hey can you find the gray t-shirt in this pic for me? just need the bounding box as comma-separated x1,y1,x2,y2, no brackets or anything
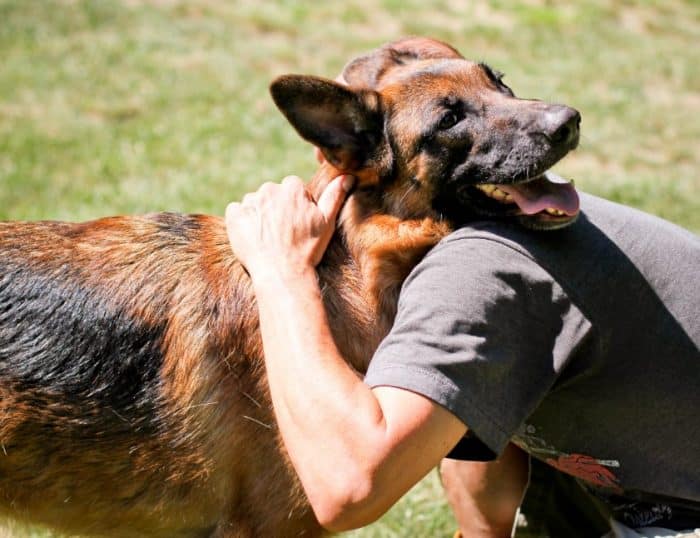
364,193,700,525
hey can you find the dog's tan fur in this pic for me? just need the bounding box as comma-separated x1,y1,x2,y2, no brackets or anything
0,37,579,537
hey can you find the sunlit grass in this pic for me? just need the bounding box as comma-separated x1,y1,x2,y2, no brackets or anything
0,1,698,536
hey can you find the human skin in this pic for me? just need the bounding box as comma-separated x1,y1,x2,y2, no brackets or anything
225,175,467,531
441,444,529,537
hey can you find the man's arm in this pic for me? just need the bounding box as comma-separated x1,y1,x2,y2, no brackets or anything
253,266,466,530
226,176,466,531
441,444,529,538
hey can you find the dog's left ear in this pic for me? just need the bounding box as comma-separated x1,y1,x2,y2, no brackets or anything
270,75,383,172
341,37,463,89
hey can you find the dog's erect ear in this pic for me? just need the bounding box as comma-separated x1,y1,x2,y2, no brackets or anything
341,37,463,89
270,75,382,171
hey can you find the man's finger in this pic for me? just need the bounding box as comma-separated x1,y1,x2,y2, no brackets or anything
241,192,259,207
225,202,241,222
282,175,304,187
317,175,355,223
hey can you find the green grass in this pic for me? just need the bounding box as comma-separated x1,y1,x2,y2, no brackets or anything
0,1,698,536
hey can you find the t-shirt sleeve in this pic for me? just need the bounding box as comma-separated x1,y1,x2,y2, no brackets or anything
364,232,592,456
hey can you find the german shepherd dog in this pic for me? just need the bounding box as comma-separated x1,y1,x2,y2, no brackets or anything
0,38,580,537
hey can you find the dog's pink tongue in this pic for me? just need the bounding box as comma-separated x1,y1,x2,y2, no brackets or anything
499,172,580,216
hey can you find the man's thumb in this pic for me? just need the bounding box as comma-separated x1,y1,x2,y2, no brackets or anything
317,175,355,222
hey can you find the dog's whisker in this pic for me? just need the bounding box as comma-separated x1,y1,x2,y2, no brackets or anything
396,182,416,208
221,350,237,374
319,281,330,300
110,408,130,424
242,415,272,429
241,391,262,408
183,402,219,410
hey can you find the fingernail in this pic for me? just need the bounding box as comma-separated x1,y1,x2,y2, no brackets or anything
341,175,355,192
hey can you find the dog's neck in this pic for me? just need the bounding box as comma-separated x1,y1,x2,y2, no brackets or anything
305,163,381,373
308,163,450,374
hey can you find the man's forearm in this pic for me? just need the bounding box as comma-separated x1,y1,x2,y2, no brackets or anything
251,268,389,528
226,178,467,531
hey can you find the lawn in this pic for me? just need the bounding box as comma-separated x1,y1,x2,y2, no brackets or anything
0,1,698,536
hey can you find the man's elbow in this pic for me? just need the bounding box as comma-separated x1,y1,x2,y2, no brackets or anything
309,475,390,532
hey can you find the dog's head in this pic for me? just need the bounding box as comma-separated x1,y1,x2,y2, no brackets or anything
271,37,580,231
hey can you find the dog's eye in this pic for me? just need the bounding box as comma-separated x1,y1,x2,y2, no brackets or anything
438,111,460,130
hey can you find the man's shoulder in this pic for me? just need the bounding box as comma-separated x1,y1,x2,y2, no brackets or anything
430,191,698,274
417,224,540,280
402,219,562,312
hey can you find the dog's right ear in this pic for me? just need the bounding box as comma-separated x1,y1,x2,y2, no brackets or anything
270,75,382,172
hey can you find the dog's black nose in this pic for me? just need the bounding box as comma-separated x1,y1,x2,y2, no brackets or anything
541,105,581,146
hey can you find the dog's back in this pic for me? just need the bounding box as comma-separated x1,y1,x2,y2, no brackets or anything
0,216,324,537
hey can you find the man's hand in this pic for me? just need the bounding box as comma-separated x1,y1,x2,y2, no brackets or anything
225,174,354,282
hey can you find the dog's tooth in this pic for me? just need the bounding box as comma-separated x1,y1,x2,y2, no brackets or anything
544,208,565,216
476,184,517,204
491,187,507,201
477,184,495,194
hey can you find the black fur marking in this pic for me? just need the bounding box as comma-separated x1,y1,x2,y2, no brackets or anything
149,212,202,243
478,62,514,97
478,62,504,83
0,259,165,434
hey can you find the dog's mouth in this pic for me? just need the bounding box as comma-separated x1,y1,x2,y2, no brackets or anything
470,172,579,230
